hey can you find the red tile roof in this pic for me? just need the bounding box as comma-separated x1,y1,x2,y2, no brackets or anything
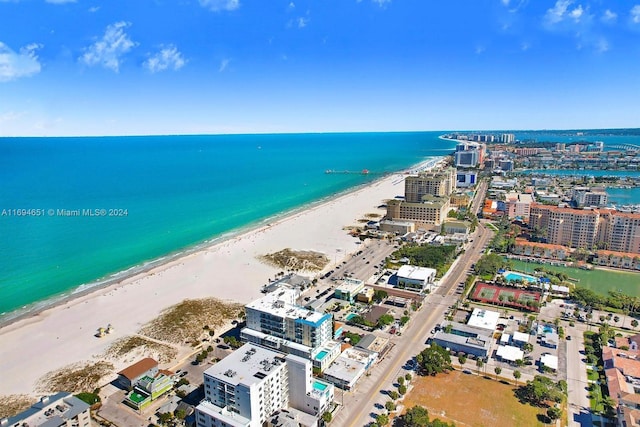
117,357,158,380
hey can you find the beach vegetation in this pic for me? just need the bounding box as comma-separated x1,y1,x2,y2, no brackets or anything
0,395,38,419
37,361,114,394
259,248,329,272
105,335,178,364
139,298,243,345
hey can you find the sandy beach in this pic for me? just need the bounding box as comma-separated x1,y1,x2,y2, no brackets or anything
0,170,415,397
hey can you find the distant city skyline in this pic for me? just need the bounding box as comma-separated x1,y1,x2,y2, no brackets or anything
1,0,640,136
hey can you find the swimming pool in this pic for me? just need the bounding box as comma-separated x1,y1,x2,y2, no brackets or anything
543,325,554,334
346,313,357,321
313,381,328,391
503,271,538,284
315,350,329,361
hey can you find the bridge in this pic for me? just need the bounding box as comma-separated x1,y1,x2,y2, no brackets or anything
608,144,640,151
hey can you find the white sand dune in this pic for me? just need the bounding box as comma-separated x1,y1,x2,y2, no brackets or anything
0,172,410,396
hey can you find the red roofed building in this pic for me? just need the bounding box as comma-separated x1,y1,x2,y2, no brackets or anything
117,357,158,390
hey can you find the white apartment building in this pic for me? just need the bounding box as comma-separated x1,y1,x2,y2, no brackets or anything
196,344,334,427
1,393,92,427
241,288,340,370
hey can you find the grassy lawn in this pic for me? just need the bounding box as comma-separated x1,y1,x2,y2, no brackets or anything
401,370,545,427
508,259,640,297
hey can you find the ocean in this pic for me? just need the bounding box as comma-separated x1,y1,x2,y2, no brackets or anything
0,132,455,318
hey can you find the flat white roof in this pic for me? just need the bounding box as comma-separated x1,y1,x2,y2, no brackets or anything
541,354,558,370
496,345,524,362
500,333,511,344
397,265,436,282
467,308,500,331
336,278,364,293
203,343,286,387
513,331,530,343
246,288,326,324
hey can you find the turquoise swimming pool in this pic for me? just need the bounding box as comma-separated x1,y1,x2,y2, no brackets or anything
313,381,328,391
346,313,357,321
315,350,329,360
503,271,538,284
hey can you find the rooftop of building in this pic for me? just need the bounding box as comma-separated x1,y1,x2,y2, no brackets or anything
467,308,500,331
432,322,492,351
596,249,640,259
117,357,158,380
514,238,572,252
397,265,436,281
247,288,328,326
203,343,287,387
497,345,524,362
336,278,365,293
3,392,90,427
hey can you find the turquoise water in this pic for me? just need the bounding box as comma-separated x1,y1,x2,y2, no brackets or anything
315,350,329,361
503,271,538,283
543,325,554,334
313,381,328,391
346,313,357,321
0,132,455,319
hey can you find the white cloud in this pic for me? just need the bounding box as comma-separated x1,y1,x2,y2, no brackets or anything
501,0,510,5
219,58,230,72
631,5,640,24
544,0,573,25
88,6,100,12
521,42,530,51
199,0,240,12
288,2,295,9
596,38,609,53
46,0,76,3
144,45,185,73
0,42,42,82
372,0,391,7
81,21,136,72
297,17,308,28
601,9,617,23
475,45,486,54
569,5,583,21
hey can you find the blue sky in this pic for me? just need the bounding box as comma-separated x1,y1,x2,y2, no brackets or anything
1,0,639,136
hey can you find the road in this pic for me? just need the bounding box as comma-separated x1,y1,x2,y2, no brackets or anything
566,321,593,427
333,222,494,426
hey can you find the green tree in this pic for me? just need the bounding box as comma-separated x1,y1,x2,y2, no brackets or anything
321,411,332,423
403,406,430,427
494,366,502,381
519,375,565,406
373,290,388,302
157,413,173,425
547,406,562,422
175,409,187,420
398,376,405,386
377,314,395,328
476,359,484,375
474,253,506,276
385,401,396,412
376,413,389,426
389,390,399,400
632,319,639,329
458,354,467,365
405,373,412,381
513,370,521,385
416,344,452,376
398,384,407,395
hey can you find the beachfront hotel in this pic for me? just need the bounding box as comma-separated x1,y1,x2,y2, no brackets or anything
385,196,450,227
404,167,457,201
241,288,341,371
195,343,334,427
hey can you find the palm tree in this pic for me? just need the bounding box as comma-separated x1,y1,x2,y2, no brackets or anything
631,319,638,330
476,359,484,375
494,366,502,381
513,370,521,385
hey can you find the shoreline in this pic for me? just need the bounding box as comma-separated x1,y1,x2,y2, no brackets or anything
0,158,436,395
0,156,438,330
